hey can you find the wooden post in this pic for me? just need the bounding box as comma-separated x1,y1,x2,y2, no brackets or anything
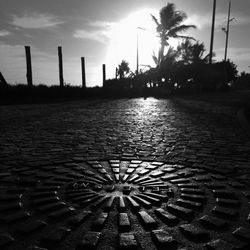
25,46,33,87
58,46,64,87
209,0,216,64
0,72,8,86
81,57,86,88
102,64,106,86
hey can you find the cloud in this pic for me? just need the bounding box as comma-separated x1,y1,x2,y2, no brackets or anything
73,20,114,43
216,47,250,61
0,30,10,37
186,12,250,30
11,13,64,29
73,29,109,43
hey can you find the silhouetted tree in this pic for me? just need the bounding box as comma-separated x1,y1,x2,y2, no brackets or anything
151,3,196,66
177,40,209,65
117,60,130,79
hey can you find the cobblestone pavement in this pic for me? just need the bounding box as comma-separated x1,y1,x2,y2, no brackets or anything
0,98,250,250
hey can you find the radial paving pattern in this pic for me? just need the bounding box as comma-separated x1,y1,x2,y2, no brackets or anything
0,159,250,250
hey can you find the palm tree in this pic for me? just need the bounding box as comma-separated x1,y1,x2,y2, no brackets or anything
152,3,196,65
177,40,210,65
117,60,130,79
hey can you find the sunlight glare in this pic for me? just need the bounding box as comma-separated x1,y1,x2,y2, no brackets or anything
106,9,160,78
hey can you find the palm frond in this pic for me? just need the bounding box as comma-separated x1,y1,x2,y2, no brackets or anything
168,25,196,37
151,14,160,26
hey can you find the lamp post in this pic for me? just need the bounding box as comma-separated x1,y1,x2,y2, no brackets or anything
209,0,217,64
222,1,235,61
136,27,147,75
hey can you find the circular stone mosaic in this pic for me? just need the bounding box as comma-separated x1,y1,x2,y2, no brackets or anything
0,160,250,250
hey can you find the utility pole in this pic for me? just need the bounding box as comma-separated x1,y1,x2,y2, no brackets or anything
81,57,86,88
25,46,33,87
209,0,217,64
102,64,106,86
58,46,64,87
224,0,232,61
136,32,139,75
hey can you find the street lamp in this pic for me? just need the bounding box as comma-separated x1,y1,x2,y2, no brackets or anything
222,0,235,61
136,27,146,75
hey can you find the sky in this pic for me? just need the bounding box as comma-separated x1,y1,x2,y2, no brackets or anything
0,0,250,87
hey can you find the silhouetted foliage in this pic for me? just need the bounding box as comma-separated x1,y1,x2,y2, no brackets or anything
117,60,130,79
233,72,250,90
151,3,196,66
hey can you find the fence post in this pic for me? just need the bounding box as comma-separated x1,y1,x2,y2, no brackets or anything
81,57,86,88
102,64,106,86
0,72,8,86
58,46,64,87
25,46,33,87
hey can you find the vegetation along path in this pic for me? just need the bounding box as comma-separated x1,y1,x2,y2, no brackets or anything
0,98,250,250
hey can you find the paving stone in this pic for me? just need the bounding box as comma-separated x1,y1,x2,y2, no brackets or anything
137,211,157,229
0,194,22,202
199,215,228,230
138,169,150,175
131,160,142,164
162,167,176,173
123,185,132,195
126,197,140,212
118,197,126,212
105,185,115,192
40,226,71,247
77,232,101,250
27,246,48,250
33,196,60,206
119,213,131,232
115,174,120,182
155,208,179,226
161,174,179,181
150,171,165,178
212,206,238,219
146,165,159,170
32,191,58,198
48,206,75,220
204,239,234,250
92,212,108,231
122,174,130,182
205,184,226,189
143,192,168,201
91,196,109,210
128,174,139,183
0,234,15,247
119,233,138,249
233,227,250,241
16,220,47,234
151,229,178,249
134,176,150,184
132,195,152,209
1,211,31,223
179,224,210,242
103,197,115,211
112,168,120,174
167,204,195,220
37,202,66,212
126,168,135,174
180,194,207,202
67,211,91,226
170,178,190,184
176,199,203,210
216,198,241,207
0,202,23,212
212,190,236,199
180,188,205,195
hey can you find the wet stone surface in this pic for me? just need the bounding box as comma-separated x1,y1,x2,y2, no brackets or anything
0,98,250,249
0,159,250,249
